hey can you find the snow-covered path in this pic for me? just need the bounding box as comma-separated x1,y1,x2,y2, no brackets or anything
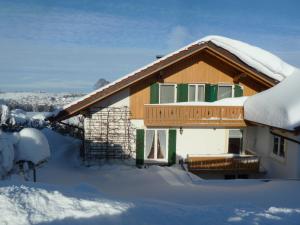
1,128,300,225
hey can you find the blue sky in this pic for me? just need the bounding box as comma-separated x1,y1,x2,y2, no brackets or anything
0,0,300,92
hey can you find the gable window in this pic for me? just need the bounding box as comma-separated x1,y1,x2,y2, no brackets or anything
218,85,233,100
272,135,285,158
159,84,176,103
188,84,205,102
145,129,168,161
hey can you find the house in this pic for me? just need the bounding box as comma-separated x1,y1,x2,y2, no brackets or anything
243,68,300,179
49,35,296,178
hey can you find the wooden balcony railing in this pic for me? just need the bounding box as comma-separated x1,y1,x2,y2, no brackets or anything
144,104,246,127
187,155,260,174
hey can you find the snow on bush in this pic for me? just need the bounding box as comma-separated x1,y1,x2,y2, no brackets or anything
1,105,9,124
16,128,50,164
0,131,15,177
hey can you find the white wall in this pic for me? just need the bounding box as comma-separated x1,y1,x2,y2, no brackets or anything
176,128,228,160
90,88,129,109
244,126,300,179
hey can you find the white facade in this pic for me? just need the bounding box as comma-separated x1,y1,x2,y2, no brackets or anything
244,126,300,179
176,128,229,160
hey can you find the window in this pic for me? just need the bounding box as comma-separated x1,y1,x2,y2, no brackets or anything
218,85,233,100
272,135,285,158
188,84,205,102
159,84,176,103
145,130,168,161
228,129,243,154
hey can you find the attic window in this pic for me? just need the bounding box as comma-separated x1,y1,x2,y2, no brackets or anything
218,85,233,100
159,84,176,103
188,84,205,102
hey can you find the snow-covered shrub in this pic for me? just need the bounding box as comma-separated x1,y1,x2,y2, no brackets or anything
1,105,10,124
16,128,50,164
0,131,15,177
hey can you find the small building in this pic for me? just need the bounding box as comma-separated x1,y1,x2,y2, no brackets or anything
244,68,300,179
49,35,295,179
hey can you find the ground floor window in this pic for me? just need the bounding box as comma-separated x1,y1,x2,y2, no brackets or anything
145,129,168,161
272,135,285,158
228,129,243,154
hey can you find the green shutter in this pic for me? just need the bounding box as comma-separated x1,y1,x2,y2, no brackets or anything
136,129,144,166
177,84,188,102
168,129,177,165
205,84,218,102
150,83,159,104
234,84,243,97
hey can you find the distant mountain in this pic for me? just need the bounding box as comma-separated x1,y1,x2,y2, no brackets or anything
93,78,110,90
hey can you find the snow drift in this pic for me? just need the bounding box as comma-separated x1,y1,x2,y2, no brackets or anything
245,69,300,130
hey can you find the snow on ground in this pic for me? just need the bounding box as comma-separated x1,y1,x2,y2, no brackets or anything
0,92,84,112
245,69,300,130
0,128,299,224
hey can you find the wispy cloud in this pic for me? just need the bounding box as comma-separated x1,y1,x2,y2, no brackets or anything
167,25,192,50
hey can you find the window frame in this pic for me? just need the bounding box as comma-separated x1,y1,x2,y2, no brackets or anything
144,129,169,162
271,135,286,161
159,83,177,104
217,84,234,100
188,84,206,102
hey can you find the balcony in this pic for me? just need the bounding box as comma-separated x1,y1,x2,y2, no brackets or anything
144,104,246,127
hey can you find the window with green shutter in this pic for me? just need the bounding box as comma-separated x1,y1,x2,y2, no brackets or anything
234,84,244,97
136,129,144,166
150,83,159,104
168,129,177,165
177,84,188,102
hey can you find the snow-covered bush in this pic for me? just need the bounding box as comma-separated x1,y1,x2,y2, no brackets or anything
16,128,50,164
0,128,51,179
1,105,9,125
0,131,15,177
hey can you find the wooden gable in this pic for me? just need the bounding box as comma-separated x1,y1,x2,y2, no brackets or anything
130,50,269,119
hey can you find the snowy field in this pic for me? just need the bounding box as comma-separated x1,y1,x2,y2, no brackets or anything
0,92,84,111
1,128,300,225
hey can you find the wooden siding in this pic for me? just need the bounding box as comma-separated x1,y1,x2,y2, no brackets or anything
144,105,246,128
130,51,267,119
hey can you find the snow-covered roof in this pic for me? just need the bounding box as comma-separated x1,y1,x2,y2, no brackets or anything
244,69,300,131
149,97,247,107
201,36,295,81
50,35,296,121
